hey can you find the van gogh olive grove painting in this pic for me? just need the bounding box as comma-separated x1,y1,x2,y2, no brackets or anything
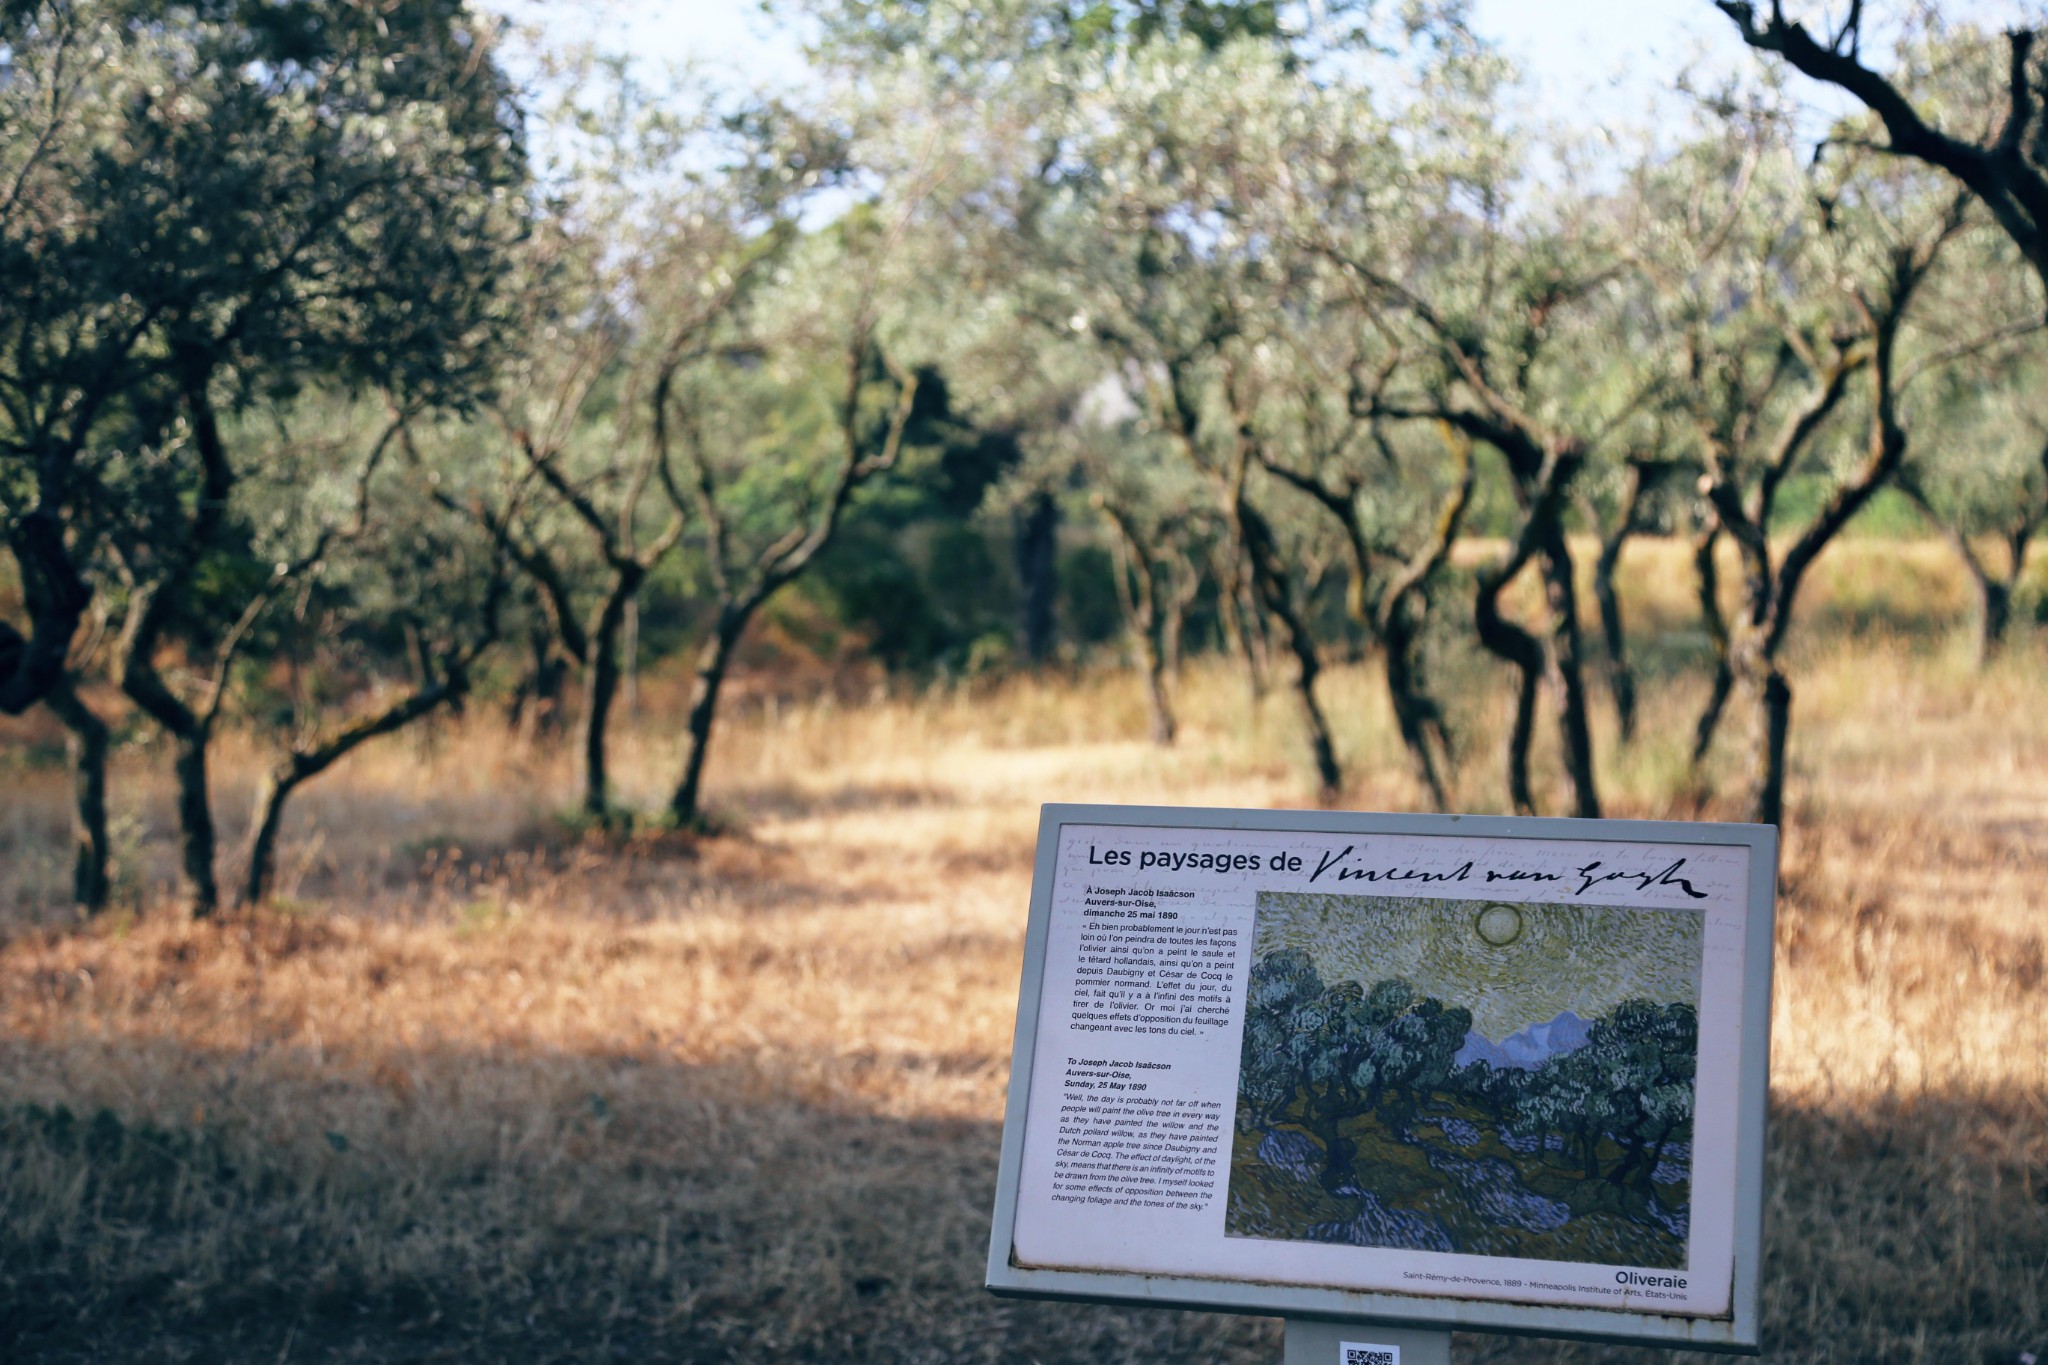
1227,893,1703,1268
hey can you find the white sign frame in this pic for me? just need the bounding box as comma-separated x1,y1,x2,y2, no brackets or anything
985,805,1776,1354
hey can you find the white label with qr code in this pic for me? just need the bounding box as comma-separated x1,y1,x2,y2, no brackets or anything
1340,1345,1398,1365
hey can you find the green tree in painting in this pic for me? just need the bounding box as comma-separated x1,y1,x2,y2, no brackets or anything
1239,949,1472,1191
1239,947,1325,1129
1459,1058,1531,1131
1514,1000,1696,1189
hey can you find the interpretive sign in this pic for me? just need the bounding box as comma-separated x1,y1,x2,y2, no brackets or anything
986,805,1775,1353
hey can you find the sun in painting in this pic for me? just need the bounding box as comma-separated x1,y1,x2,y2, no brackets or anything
1474,902,1524,947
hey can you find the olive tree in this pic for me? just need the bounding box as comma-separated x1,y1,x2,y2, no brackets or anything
1658,108,2029,824
1056,426,1213,745
1238,949,1472,1190
1716,3,2048,302
805,1,1474,797
657,202,930,829
1005,41,1374,797
238,401,513,907
1,0,527,914
1248,328,1478,810
459,60,799,823
1898,388,2048,664
1285,94,1653,818
1892,260,2048,664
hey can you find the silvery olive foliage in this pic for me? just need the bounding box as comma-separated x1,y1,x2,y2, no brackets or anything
14,0,2048,919
0,0,528,910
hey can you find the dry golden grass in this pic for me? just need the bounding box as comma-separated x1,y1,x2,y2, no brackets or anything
1,536,2044,1363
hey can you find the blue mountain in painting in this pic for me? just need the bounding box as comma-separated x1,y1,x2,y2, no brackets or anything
1454,1009,1592,1071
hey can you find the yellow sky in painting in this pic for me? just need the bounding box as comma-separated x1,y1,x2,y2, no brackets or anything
1254,892,1703,1041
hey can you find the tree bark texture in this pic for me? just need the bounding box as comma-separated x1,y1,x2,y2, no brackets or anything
579,567,646,820
1474,564,1544,817
1745,663,1793,830
1014,491,1059,667
1240,504,1342,800
1104,506,1177,746
669,607,749,829
1536,526,1601,819
1690,525,1734,769
122,640,225,917
1590,465,1650,746
172,730,220,916
1381,599,1452,810
44,677,111,912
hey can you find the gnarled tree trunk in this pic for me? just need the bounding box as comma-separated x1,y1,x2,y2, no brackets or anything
1690,522,1735,770
1752,667,1793,830
1103,505,1178,746
579,566,647,821
171,730,220,916
122,617,228,918
1372,436,1474,812
1474,564,1544,817
1015,491,1059,668
1240,503,1341,801
1537,525,1601,819
1731,637,1793,830
1588,462,1654,746
1212,539,1270,703
44,676,111,913
117,380,239,917
669,606,749,830
243,676,470,907
1382,598,1452,810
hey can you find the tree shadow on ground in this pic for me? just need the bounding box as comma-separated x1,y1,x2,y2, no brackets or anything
0,1035,1274,1365
3,1030,2042,1364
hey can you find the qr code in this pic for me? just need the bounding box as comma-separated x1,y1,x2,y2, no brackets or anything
1341,1347,1396,1365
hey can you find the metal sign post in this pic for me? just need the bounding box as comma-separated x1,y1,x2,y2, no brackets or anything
1284,1318,1451,1365
987,804,1776,1356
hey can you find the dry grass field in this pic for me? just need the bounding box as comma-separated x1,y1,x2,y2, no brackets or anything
1,538,2045,1363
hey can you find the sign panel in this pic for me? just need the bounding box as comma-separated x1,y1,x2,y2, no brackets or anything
987,806,1775,1353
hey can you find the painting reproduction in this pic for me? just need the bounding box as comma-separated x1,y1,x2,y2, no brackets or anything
1227,892,1704,1268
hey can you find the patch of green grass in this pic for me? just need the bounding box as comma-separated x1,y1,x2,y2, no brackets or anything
455,898,511,935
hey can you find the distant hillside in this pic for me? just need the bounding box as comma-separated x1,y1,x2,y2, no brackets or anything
1454,1009,1592,1071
